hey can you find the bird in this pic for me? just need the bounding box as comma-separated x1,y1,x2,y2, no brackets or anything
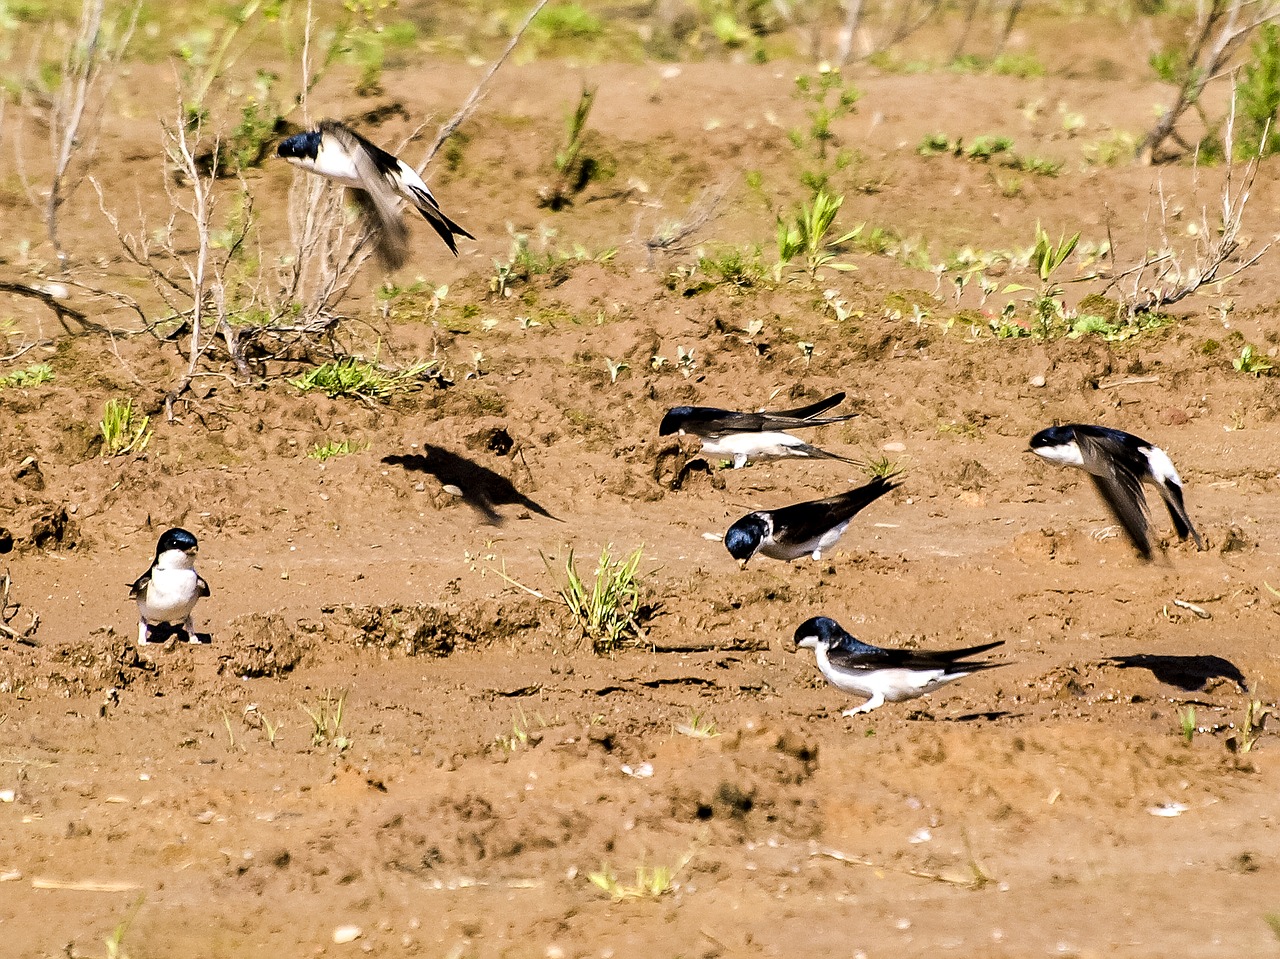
277,119,474,269
793,616,1005,715
660,391,857,469
724,475,898,567
128,528,210,646
1028,424,1204,559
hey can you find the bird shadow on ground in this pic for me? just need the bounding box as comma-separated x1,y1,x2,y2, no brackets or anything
1106,653,1248,692
383,446,560,526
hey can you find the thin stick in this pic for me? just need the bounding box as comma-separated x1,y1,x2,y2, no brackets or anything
418,0,550,171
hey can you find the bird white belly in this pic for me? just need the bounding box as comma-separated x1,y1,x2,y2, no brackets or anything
759,519,850,561
815,647,952,700
307,143,364,187
138,568,200,624
702,431,807,461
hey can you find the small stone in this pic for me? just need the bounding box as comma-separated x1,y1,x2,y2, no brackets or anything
195,809,216,824
0,789,15,803
883,441,906,453
333,925,362,944
1029,374,1046,388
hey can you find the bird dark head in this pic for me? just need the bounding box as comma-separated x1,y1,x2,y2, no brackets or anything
658,407,694,436
724,514,768,565
156,527,199,556
1028,424,1074,452
793,616,845,649
277,129,321,161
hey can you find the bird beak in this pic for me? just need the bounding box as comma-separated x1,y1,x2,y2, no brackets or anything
737,558,749,570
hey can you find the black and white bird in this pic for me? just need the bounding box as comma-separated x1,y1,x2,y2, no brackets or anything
128,528,210,646
724,475,898,567
793,616,1005,715
1028,424,1204,559
277,120,474,269
660,391,857,469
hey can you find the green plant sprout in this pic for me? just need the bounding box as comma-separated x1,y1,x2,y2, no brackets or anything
100,398,152,457
307,439,363,461
557,545,648,654
788,66,860,192
1003,224,1080,338
1233,344,1273,375
541,85,598,210
290,357,438,401
589,855,690,901
1227,694,1269,756
1179,706,1197,744
675,710,719,738
0,363,54,389
301,689,351,752
775,190,861,281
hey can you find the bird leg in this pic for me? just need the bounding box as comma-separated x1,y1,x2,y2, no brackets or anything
137,620,151,646
842,694,885,716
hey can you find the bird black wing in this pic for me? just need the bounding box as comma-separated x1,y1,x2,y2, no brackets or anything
1075,431,1153,557
663,396,855,439
320,121,411,269
770,476,899,544
197,574,211,598
826,638,1004,672
128,567,151,599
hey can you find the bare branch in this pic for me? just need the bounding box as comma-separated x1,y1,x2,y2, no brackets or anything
419,0,550,171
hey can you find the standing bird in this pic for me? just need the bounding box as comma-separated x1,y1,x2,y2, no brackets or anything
660,391,857,469
129,528,210,646
277,120,474,269
793,616,1005,715
724,475,898,567
1028,424,1204,559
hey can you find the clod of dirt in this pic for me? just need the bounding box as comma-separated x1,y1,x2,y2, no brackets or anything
329,603,458,657
0,527,13,554
13,457,44,491
219,613,310,678
27,507,78,552
49,630,158,695
653,441,726,492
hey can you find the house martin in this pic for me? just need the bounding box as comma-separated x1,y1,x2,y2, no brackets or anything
659,391,857,469
128,527,210,646
724,475,898,567
277,120,474,269
793,616,1005,715
1028,424,1204,559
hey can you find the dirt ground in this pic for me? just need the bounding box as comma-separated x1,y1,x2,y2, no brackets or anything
3,5,1280,958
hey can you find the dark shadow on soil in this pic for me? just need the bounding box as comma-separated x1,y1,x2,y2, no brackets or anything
1106,654,1248,692
383,446,560,525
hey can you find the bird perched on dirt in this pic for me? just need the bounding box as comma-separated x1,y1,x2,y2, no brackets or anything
724,475,898,567
1028,424,1204,559
660,391,857,469
793,616,1005,715
277,120,474,269
129,527,210,646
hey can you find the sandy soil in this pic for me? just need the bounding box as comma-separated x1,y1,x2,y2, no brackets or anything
2,7,1280,958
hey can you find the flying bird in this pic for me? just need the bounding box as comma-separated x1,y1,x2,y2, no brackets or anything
793,616,1005,715
659,391,858,469
724,475,898,567
277,120,474,269
128,527,210,646
1028,424,1204,559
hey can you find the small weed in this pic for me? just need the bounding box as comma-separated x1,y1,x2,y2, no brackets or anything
1237,22,1280,157
589,856,688,901
1179,705,1197,744
556,546,650,654
1226,694,1269,756
301,689,351,752
1265,913,1280,942
100,398,152,457
698,246,764,290
1233,344,1273,375
0,363,54,389
788,65,860,192
676,710,719,738
861,455,902,480
540,86,599,210
966,134,1014,160
103,895,145,959
605,358,628,383
775,189,861,282
307,439,364,462
290,357,438,401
